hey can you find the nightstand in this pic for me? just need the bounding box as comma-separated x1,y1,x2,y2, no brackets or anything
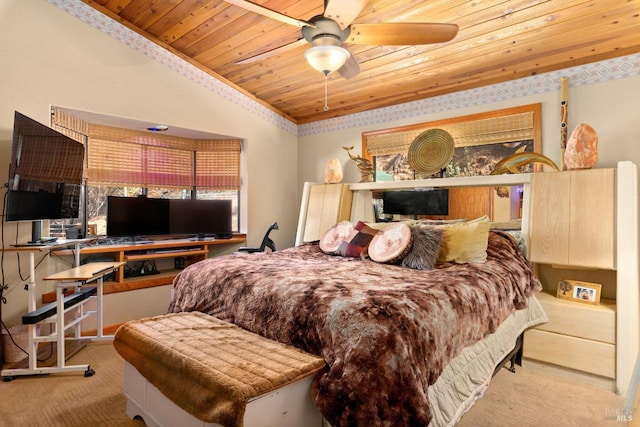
524,291,616,378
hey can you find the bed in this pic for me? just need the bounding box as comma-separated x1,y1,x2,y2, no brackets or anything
168,217,546,426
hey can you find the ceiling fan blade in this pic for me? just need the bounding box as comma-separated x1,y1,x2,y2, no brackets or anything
338,51,360,79
236,38,308,64
323,0,369,29
223,0,315,28
348,23,459,45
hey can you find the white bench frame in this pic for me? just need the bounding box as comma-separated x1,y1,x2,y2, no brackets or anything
123,361,323,427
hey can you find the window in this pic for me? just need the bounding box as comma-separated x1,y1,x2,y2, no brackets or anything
49,109,241,238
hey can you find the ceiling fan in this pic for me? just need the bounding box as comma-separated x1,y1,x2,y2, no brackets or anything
225,0,458,110
227,0,459,76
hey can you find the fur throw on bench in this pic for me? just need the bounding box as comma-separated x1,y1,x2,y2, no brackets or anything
113,312,325,427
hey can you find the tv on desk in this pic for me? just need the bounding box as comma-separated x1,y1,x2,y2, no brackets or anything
169,199,232,239
106,196,170,238
106,197,232,240
7,190,63,221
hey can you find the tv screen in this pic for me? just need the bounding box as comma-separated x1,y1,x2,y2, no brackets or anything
382,189,449,216
6,111,85,222
107,196,170,237
169,199,232,238
6,190,63,221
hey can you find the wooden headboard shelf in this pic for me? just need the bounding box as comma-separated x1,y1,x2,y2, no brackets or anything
297,174,533,247
348,172,531,191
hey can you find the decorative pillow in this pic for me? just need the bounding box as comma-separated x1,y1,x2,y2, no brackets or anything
401,225,444,270
435,216,491,263
368,222,413,264
319,221,354,254
468,215,490,223
336,221,379,258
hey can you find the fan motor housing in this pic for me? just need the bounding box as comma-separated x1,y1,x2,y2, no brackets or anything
302,16,351,43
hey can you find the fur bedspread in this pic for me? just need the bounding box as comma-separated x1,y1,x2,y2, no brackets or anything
169,231,541,426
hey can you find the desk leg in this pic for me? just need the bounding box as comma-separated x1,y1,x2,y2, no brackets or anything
73,243,81,267
27,252,37,371
56,286,65,369
97,276,104,339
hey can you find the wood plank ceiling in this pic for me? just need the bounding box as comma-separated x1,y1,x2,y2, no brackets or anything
82,0,640,125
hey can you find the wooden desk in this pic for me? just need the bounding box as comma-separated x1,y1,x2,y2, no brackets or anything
51,235,246,294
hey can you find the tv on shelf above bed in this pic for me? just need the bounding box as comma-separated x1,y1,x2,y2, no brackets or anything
380,189,449,216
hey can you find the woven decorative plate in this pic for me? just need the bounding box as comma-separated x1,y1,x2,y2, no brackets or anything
407,129,455,175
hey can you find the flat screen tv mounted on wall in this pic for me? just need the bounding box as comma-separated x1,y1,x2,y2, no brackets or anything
5,111,85,245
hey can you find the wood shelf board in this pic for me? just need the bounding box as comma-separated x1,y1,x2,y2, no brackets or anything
5,238,95,253
536,290,616,312
53,235,246,255
125,249,208,261
349,173,532,191
103,272,178,294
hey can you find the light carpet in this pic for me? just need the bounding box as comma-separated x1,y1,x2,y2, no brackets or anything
0,341,632,426
458,365,629,427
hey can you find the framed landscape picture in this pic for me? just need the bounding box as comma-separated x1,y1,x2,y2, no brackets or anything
363,104,542,182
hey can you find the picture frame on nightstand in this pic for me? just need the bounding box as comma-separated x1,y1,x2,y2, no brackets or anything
556,279,602,305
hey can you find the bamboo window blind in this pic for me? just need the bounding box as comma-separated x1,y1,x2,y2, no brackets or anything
195,140,241,189
366,111,535,156
51,108,241,190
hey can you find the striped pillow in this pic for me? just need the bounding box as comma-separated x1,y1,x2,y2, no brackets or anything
336,221,379,258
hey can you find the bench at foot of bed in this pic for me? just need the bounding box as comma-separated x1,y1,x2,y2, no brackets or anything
113,312,326,427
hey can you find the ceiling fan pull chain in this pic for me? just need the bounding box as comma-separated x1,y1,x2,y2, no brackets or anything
324,74,329,111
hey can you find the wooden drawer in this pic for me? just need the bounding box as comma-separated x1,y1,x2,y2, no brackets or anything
524,329,615,378
535,291,616,344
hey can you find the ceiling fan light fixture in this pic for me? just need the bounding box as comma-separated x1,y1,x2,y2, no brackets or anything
304,44,350,75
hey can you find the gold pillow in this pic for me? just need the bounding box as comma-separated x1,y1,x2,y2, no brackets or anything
435,216,491,263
